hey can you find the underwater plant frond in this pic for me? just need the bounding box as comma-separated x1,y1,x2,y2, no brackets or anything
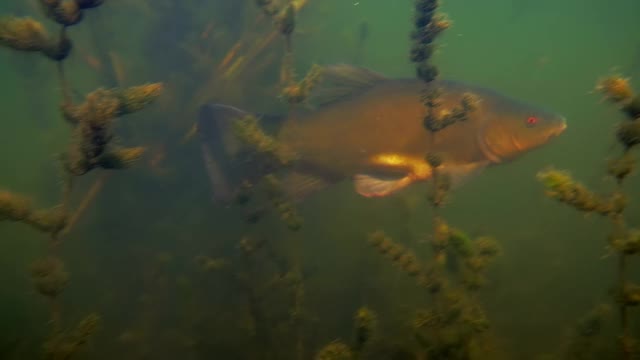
314,340,353,360
368,230,423,277
0,16,49,52
43,312,101,360
0,190,68,235
537,168,624,216
233,115,298,166
30,257,69,298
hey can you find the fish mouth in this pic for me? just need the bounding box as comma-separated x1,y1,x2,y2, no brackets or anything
549,116,567,138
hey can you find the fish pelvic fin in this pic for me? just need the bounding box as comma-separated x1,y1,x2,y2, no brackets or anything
197,103,285,204
310,64,389,107
355,153,431,198
354,174,415,198
353,161,489,199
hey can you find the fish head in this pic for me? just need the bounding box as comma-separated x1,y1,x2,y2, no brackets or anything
479,97,567,163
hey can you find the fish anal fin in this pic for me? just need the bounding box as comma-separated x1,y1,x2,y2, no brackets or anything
310,64,388,107
283,172,332,202
440,162,488,188
354,174,414,198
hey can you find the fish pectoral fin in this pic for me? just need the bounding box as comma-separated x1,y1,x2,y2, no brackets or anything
354,174,413,198
283,171,332,202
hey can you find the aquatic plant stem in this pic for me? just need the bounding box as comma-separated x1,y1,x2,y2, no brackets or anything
612,179,631,359
48,24,70,338
49,297,62,333
62,173,110,237
614,214,632,360
619,252,631,359
291,236,305,360
57,62,70,103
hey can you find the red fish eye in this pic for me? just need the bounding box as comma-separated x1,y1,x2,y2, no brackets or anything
526,116,538,125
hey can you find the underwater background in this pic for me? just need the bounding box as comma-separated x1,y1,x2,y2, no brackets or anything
1,0,640,359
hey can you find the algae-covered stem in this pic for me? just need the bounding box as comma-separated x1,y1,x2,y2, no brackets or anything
56,29,72,106
410,0,448,272
618,248,630,358
538,75,640,359
592,76,640,359
250,2,319,357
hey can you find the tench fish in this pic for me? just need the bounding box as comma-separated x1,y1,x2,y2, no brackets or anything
197,65,566,203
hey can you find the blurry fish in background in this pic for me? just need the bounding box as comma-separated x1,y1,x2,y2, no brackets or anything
353,21,369,66
196,65,566,204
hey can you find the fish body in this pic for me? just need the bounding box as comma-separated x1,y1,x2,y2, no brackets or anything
198,65,566,202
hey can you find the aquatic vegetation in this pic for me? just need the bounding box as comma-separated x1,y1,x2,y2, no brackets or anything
0,191,68,236
422,91,481,133
277,3,296,44
253,0,323,105
361,2,502,358
564,304,614,360
538,75,640,359
233,115,298,166
536,169,625,216
281,61,324,105
314,340,353,360
231,232,311,359
409,0,480,134
367,227,500,359
597,76,634,103
0,17,52,52
597,75,640,123
410,0,450,83
2,0,632,359
194,255,229,272
255,0,281,18
226,113,305,229
62,84,162,176
0,1,162,358
353,307,377,355
368,231,423,278
30,257,69,299
43,313,101,360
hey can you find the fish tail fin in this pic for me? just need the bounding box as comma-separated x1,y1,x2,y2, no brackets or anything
197,103,284,204
198,103,250,157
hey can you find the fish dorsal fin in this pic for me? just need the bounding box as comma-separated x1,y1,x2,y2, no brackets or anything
310,64,389,107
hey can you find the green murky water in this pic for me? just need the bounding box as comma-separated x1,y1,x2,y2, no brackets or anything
1,1,639,359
